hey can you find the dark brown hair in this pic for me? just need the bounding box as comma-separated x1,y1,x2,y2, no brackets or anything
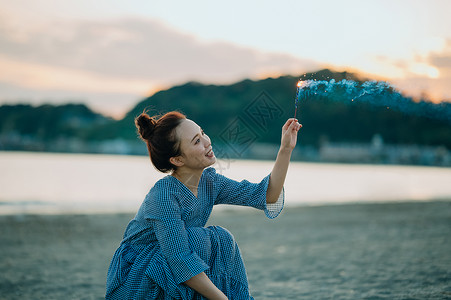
135,111,186,173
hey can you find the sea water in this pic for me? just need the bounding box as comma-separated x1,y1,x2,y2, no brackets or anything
1,151,451,215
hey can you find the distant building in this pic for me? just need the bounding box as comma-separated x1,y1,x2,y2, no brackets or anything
319,134,451,166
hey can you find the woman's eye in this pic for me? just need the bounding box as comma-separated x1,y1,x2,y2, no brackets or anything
195,139,200,144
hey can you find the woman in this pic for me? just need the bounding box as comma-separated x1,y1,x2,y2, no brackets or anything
106,111,301,299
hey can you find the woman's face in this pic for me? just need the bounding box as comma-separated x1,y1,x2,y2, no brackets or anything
174,119,216,170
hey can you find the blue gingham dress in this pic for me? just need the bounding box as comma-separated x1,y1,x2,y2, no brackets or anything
106,167,284,299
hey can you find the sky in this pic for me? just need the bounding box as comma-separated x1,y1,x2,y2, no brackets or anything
0,0,450,118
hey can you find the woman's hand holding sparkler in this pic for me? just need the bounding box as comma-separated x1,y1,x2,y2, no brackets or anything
281,118,302,151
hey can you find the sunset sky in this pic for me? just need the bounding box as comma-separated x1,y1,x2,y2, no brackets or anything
0,0,450,118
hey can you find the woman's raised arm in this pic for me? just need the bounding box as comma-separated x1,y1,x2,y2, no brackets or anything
266,118,301,204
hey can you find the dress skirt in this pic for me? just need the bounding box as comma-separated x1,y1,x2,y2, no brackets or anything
106,225,253,300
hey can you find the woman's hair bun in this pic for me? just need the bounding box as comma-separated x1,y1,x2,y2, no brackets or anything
135,112,157,140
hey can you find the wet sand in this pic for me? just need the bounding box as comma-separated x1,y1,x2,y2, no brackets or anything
1,201,450,299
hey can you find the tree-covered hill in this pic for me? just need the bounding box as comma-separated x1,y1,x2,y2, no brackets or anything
1,69,450,153
93,69,451,149
0,103,110,141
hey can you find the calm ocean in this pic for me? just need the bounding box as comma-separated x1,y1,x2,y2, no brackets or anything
1,151,451,215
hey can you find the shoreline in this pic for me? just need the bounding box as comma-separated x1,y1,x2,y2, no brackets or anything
0,197,451,218
1,197,451,216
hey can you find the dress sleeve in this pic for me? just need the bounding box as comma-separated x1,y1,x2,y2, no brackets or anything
212,169,284,219
142,184,209,284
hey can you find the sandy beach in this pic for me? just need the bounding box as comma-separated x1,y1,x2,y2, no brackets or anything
1,201,450,299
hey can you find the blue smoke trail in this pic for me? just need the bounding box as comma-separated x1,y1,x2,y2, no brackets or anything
294,79,451,125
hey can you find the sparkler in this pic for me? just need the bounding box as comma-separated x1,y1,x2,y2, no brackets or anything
294,80,303,119
293,78,392,119
290,77,450,125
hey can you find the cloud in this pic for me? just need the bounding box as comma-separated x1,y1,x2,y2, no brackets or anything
373,39,451,102
0,81,139,119
0,16,320,116
428,39,451,73
0,17,319,85
0,54,156,93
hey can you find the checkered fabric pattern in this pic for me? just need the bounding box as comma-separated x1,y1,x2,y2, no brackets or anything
106,167,284,299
